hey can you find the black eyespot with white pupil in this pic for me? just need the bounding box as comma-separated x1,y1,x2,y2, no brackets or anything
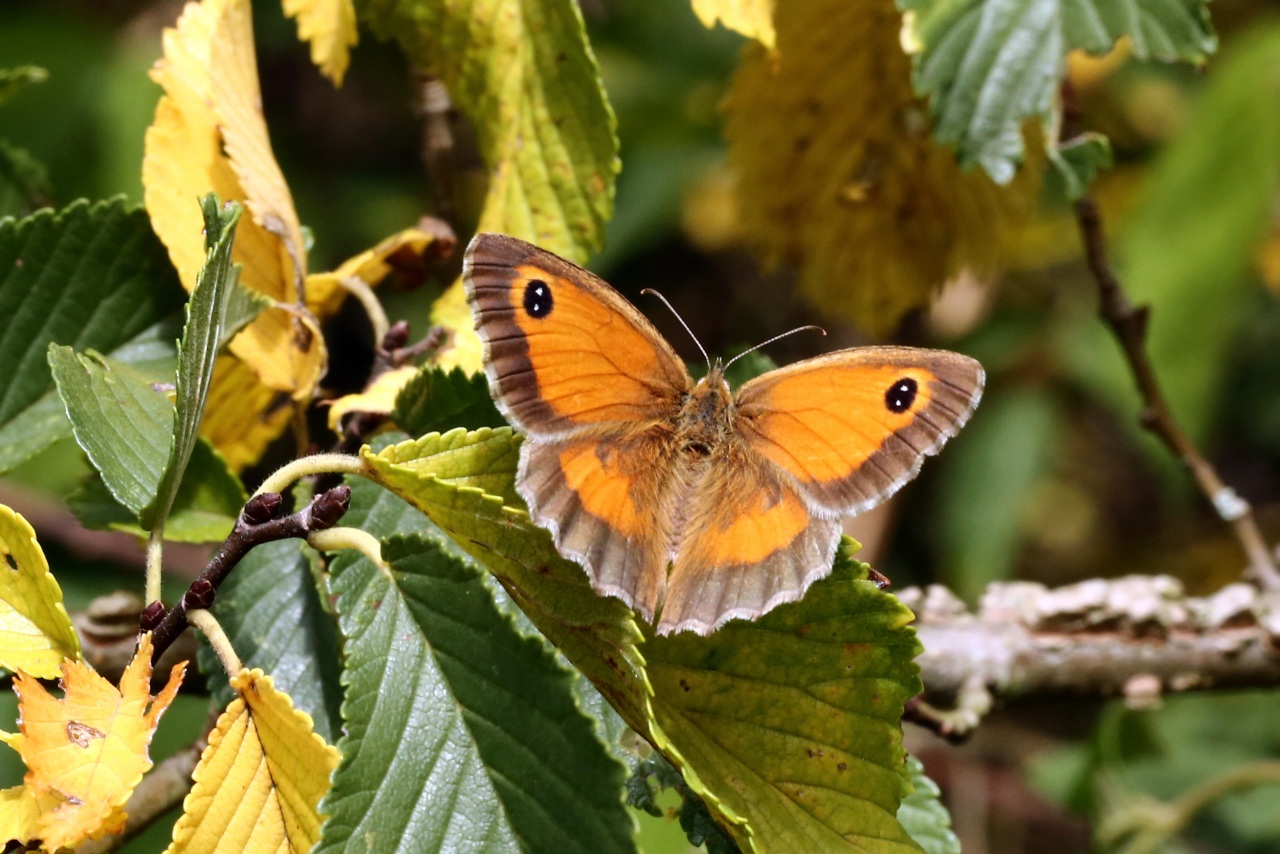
885,377,917,414
523,279,553,318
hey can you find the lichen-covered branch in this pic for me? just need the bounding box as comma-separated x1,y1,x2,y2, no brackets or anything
901,576,1280,737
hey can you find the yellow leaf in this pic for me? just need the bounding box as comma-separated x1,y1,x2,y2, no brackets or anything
146,0,333,468
724,0,1042,335
327,366,418,431
429,278,483,375
207,0,307,294
5,634,185,852
200,355,295,472
168,670,339,853
282,0,358,86
0,784,57,847
305,222,457,318
0,505,80,678
228,307,327,400
691,0,776,49
145,0,295,301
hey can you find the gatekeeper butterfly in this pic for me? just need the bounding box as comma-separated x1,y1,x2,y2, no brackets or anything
464,233,983,635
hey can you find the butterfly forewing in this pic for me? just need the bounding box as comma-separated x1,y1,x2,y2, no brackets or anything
734,347,985,515
464,234,691,438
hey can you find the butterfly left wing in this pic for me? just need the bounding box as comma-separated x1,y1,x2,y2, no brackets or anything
734,346,984,515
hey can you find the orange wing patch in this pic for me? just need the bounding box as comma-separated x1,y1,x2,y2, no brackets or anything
556,443,647,539
465,234,689,436
681,480,809,567
507,266,674,426
745,364,936,483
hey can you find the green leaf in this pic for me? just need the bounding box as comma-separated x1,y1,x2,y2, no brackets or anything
0,198,185,476
898,756,960,854
196,539,343,744
0,66,47,108
392,365,505,437
364,429,927,852
67,439,245,542
901,0,1216,184
1049,132,1113,200
48,348,173,516
318,532,634,853
361,429,652,738
1115,22,1280,443
0,140,53,217
358,0,619,261
139,196,242,531
642,551,923,853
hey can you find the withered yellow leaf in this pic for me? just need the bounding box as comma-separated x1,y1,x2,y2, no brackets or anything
146,0,293,301
168,669,339,853
283,0,358,86
725,0,1042,335
691,0,776,49
228,307,326,400
0,505,80,679
305,222,456,318
327,366,418,431
430,279,483,375
200,355,295,472
146,0,334,467
0,784,58,847
206,0,307,294
4,634,184,852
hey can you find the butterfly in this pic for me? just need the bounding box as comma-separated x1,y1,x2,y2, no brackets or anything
463,233,984,635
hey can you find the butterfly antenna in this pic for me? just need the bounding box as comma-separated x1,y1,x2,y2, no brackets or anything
641,288,711,373
723,325,827,371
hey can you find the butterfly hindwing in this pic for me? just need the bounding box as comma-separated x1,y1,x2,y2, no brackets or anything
518,427,681,622
660,441,841,635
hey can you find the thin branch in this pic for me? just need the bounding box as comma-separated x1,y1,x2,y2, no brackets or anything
901,577,1280,738
1073,195,1280,590
147,486,351,665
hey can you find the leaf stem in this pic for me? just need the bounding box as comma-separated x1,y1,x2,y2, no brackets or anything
187,607,242,675
1074,194,1280,590
307,526,386,568
340,275,389,345
256,453,367,497
144,527,164,605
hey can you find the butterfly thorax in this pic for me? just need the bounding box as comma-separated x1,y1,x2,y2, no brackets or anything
675,366,735,459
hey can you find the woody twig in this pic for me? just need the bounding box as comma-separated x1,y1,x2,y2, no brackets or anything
1073,194,1280,590
1059,78,1279,590
144,485,351,665
902,577,1280,738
